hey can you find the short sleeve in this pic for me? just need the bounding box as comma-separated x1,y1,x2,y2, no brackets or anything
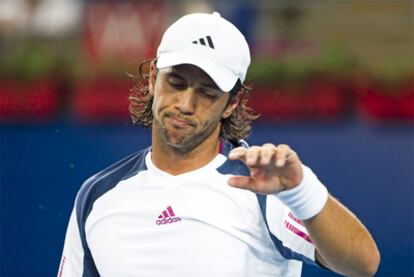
58,209,84,276
265,194,318,266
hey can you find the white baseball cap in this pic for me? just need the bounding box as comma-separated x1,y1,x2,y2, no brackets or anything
156,12,251,92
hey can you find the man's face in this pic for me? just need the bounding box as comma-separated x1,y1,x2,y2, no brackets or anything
150,64,236,153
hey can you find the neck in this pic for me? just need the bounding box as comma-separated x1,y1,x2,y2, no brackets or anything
151,126,222,175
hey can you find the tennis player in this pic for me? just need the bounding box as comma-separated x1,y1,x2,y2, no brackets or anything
58,12,380,276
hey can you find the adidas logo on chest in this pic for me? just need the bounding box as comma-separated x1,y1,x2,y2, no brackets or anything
155,206,182,225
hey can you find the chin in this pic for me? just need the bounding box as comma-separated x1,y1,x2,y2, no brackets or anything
164,130,208,154
157,116,219,152
166,134,194,149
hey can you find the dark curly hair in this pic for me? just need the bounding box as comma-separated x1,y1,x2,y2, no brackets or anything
128,59,259,142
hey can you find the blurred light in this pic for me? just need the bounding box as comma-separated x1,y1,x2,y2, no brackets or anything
0,0,81,36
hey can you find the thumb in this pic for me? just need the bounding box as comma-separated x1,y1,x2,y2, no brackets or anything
228,176,257,191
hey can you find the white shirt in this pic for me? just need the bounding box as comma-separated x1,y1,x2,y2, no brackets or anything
58,140,320,277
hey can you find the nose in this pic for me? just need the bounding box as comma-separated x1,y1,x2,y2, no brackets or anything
175,88,196,115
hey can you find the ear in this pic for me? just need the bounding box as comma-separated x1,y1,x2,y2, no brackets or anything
148,61,157,96
222,92,242,119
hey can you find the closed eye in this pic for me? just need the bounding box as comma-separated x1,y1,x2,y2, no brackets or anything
166,73,187,90
164,71,221,99
198,88,220,99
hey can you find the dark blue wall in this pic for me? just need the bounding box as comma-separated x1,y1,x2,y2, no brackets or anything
1,121,413,276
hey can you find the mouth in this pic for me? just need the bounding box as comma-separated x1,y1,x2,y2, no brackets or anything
167,115,194,129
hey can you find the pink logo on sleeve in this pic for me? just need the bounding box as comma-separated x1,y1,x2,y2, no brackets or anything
58,255,66,277
284,212,313,243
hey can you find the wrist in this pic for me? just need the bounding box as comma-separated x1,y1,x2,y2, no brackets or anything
275,165,328,220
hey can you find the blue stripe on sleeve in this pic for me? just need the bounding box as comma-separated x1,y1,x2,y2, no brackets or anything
218,139,319,266
256,194,319,266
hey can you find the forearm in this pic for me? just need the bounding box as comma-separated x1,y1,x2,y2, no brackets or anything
227,145,380,275
304,196,380,276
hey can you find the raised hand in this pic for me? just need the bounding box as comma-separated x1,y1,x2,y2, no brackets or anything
227,143,304,194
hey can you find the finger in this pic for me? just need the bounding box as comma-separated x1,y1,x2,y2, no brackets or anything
275,144,290,167
260,143,276,166
245,146,261,166
228,147,247,162
227,176,257,191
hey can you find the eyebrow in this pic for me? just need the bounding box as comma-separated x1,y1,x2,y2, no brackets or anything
166,71,185,80
168,68,221,91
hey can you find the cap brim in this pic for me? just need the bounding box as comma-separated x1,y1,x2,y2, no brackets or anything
157,52,238,92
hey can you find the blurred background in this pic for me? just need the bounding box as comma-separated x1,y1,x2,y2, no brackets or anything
0,0,413,276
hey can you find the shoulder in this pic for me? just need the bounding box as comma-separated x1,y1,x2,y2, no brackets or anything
216,139,250,177
75,147,150,225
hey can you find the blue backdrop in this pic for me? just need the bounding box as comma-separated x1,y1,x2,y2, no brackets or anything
1,120,413,276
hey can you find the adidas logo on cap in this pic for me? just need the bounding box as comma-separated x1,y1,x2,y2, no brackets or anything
192,35,215,49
